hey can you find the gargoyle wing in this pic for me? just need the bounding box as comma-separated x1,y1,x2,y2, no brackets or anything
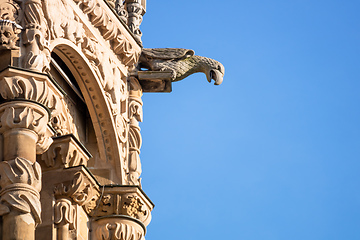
141,48,195,60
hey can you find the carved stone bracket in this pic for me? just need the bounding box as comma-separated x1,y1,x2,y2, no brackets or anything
39,134,92,170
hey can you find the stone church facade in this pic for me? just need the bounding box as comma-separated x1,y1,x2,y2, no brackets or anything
0,0,224,239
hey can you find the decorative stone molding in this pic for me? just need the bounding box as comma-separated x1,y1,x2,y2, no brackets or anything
91,186,153,227
39,134,92,170
126,77,143,185
125,0,145,42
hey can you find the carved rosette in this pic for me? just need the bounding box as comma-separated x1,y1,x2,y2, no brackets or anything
0,157,42,226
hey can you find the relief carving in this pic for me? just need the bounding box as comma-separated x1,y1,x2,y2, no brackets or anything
0,0,22,50
96,222,143,240
40,134,90,169
0,19,22,50
23,0,51,72
125,0,144,42
0,74,79,138
54,171,99,215
0,101,52,153
126,77,142,186
0,157,42,226
93,191,151,226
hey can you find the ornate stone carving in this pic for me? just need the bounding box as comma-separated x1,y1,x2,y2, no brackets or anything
0,157,42,226
0,0,22,23
91,187,152,227
0,70,79,138
0,101,52,154
23,0,51,72
96,221,144,240
127,77,142,185
0,19,22,50
54,171,99,215
40,134,91,169
44,0,84,46
138,48,225,85
125,0,145,42
122,195,146,219
54,198,76,229
114,0,128,23
72,0,141,66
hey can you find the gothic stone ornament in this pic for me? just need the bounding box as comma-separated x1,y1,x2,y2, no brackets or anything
39,134,91,170
0,19,22,50
94,217,145,240
23,0,51,72
138,48,225,85
0,100,52,155
54,171,100,215
91,186,153,227
126,77,143,186
0,157,42,225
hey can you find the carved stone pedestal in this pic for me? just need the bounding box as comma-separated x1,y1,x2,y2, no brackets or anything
0,100,50,240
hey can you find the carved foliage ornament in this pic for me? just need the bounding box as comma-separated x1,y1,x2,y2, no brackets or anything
96,222,143,240
54,171,99,215
0,157,42,226
0,101,52,153
0,75,79,138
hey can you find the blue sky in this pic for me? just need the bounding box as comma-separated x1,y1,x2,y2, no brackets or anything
138,1,360,239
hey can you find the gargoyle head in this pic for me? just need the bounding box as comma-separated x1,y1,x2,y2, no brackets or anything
206,60,225,85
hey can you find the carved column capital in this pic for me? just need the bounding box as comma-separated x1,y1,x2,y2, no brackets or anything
91,186,153,227
54,171,100,215
0,100,52,156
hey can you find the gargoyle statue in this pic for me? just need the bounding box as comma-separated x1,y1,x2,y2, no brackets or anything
138,48,225,85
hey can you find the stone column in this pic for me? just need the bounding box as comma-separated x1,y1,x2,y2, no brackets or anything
0,100,50,240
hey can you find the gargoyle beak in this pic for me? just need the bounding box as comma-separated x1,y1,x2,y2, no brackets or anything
208,69,224,85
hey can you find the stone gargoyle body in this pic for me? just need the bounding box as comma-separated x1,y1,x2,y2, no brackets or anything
138,48,225,85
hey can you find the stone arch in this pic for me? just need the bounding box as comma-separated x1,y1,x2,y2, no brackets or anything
49,38,125,183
